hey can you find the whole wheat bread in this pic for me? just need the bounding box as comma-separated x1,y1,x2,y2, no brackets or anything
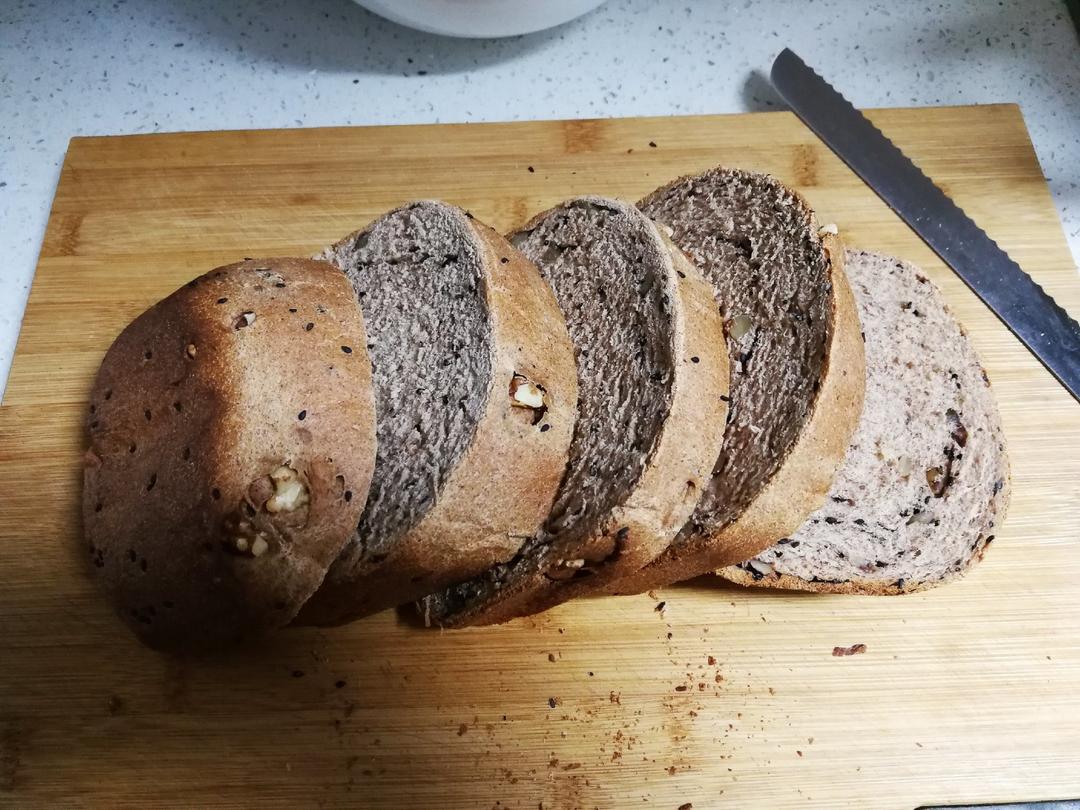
295,201,577,625
83,258,377,650
420,197,729,627
616,168,866,592
718,250,1010,593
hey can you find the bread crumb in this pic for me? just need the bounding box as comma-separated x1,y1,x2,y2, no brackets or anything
831,643,867,657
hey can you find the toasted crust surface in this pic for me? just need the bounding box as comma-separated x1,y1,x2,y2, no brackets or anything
295,203,577,625
83,258,377,650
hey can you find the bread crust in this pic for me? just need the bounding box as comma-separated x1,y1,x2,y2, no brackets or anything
612,175,866,592
82,258,377,650
295,204,577,625
424,198,729,627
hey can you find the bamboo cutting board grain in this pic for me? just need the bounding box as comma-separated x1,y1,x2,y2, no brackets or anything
1,104,1079,809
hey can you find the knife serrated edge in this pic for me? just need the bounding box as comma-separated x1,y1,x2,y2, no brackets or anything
771,48,1080,402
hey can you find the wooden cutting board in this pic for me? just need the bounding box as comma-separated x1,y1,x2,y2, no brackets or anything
2,104,1079,809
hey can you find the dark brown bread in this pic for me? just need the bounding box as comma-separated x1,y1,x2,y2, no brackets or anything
83,258,377,650
616,168,865,592
718,250,1010,593
420,197,729,627
295,201,577,626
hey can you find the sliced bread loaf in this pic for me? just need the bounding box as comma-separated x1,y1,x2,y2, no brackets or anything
718,250,1010,593
83,258,377,650
419,197,729,627
617,168,866,592
295,201,577,625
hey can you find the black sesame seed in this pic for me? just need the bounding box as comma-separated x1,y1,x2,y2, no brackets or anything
144,350,153,360
341,345,352,354
690,356,700,364
216,297,228,304
540,424,551,433
298,409,307,421
344,490,353,502
305,323,314,331
211,488,221,500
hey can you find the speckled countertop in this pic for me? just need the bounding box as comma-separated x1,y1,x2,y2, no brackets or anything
1,0,1078,397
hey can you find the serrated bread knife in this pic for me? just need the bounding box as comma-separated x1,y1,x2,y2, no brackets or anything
771,48,1080,403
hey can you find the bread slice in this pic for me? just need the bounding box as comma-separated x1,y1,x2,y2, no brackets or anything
83,258,377,650
616,168,866,592
295,201,577,625
718,250,1010,593
419,197,729,627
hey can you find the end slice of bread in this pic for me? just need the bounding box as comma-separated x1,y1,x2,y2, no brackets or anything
615,168,865,592
419,197,729,627
82,258,378,650
295,201,577,625
717,250,1010,594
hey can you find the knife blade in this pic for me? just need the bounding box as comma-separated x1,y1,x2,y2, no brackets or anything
770,47,1080,403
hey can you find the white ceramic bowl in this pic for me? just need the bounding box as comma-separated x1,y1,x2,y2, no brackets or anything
352,0,607,38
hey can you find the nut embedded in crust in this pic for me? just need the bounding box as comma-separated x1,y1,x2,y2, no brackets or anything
265,465,309,513
509,373,545,409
